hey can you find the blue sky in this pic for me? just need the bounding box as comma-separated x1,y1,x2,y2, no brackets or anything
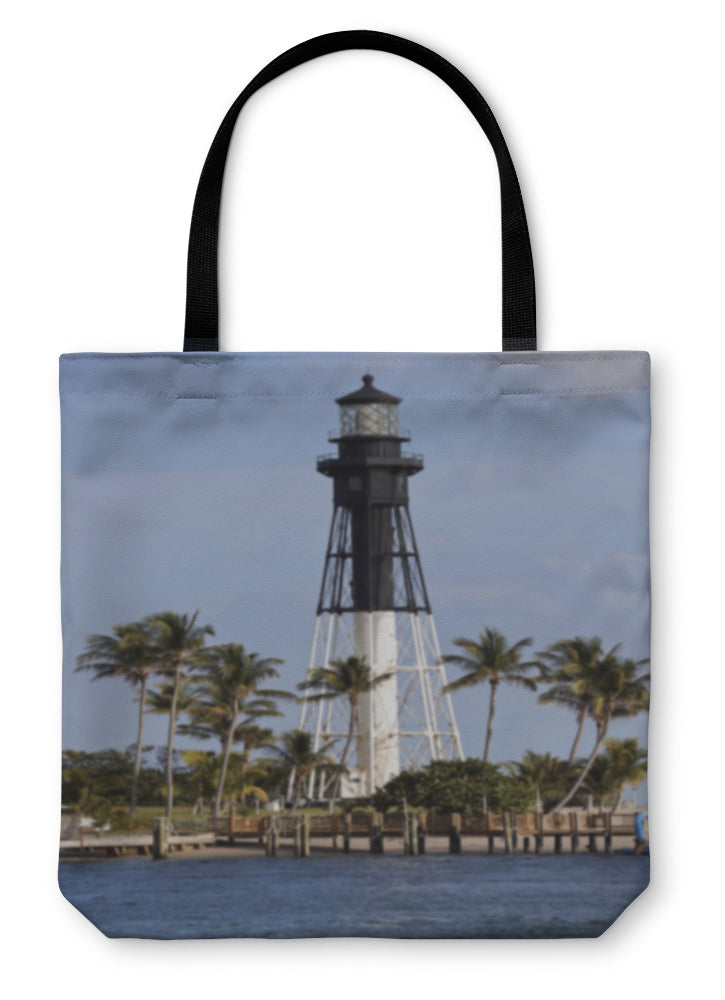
60,352,650,771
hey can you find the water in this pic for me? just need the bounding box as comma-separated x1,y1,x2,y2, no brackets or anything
58,853,649,939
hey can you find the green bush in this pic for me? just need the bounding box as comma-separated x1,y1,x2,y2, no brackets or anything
372,759,533,814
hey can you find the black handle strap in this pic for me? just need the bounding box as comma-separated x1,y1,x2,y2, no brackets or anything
183,30,536,352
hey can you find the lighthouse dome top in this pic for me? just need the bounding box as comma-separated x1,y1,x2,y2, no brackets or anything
335,374,401,406
336,375,401,438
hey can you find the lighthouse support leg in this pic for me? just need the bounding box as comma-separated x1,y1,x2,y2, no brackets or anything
355,611,399,795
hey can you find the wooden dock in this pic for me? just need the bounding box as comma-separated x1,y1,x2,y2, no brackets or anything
60,811,648,860
208,811,648,857
59,830,216,858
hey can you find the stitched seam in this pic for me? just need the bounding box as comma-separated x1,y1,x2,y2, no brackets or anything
60,386,650,399
60,353,648,365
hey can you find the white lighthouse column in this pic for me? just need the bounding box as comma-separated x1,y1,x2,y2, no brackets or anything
354,611,399,793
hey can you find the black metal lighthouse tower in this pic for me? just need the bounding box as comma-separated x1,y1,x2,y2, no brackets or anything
317,375,427,619
298,375,463,798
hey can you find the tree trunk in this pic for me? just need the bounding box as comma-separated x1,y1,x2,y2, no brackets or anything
130,671,148,817
165,663,181,820
333,700,357,809
290,779,303,813
612,784,625,814
483,680,498,763
568,706,587,765
214,707,237,820
552,717,610,812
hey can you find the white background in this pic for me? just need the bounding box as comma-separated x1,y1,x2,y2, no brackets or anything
3,0,723,993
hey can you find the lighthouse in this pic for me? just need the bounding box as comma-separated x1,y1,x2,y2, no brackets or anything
298,375,463,798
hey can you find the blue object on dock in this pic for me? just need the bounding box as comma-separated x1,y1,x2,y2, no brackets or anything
634,813,648,841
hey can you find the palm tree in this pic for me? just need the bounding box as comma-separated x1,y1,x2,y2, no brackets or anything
581,754,615,812
190,643,286,818
268,730,336,810
225,752,272,809
298,655,393,807
145,611,214,818
551,651,650,811
443,628,538,762
504,751,572,813
599,737,648,812
536,637,608,764
76,621,155,816
225,723,275,808
180,750,219,810
147,674,200,804
146,674,199,716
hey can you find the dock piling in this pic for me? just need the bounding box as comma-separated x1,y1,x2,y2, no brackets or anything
265,817,278,857
152,817,170,861
370,813,384,854
294,817,302,858
449,813,461,854
404,814,419,855
417,814,426,855
503,812,514,855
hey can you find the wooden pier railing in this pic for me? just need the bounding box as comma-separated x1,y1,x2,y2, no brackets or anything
205,810,646,858
60,811,647,860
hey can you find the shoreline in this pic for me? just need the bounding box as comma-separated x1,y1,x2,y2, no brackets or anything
60,832,648,861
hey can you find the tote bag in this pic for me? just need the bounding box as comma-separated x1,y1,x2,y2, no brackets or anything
59,30,651,939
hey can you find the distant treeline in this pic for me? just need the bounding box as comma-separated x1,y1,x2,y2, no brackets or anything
62,742,647,822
